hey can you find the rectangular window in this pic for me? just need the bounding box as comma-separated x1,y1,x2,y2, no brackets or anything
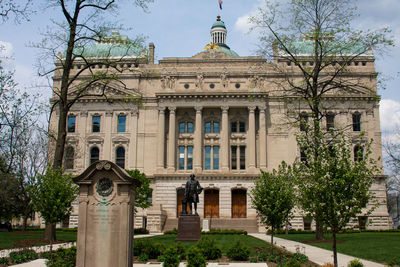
239,122,245,133
300,114,308,131
179,122,185,133
353,113,361,131
213,122,220,133
326,114,334,131
231,122,237,133
187,146,193,170
179,146,185,170
67,116,76,133
240,146,246,169
117,115,126,132
231,146,237,170
92,116,101,132
205,146,211,170
187,122,194,133
213,146,219,170
205,122,211,133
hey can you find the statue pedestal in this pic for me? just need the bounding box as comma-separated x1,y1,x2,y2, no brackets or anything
176,215,201,241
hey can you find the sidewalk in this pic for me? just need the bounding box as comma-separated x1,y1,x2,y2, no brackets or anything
250,233,384,267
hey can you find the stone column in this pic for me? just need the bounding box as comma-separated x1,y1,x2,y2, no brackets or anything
259,106,267,170
247,106,256,172
194,106,203,172
221,106,229,172
167,107,176,172
157,107,166,171
103,111,113,161
129,107,139,169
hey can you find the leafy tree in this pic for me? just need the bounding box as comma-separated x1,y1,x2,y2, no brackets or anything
29,168,78,241
294,130,378,267
250,0,392,239
0,68,47,229
34,0,153,241
125,169,152,211
250,162,296,252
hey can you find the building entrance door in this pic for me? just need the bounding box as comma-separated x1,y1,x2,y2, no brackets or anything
177,188,186,217
204,189,219,218
232,189,246,218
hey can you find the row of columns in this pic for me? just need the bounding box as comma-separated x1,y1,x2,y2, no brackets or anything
157,106,267,172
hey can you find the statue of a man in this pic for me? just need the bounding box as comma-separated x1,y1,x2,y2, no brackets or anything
183,174,203,216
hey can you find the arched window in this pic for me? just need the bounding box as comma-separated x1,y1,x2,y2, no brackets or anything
64,146,74,169
354,145,363,162
90,146,99,165
116,147,125,168
352,113,361,131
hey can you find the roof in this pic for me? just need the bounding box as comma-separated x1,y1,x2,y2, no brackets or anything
279,41,373,56
211,20,226,29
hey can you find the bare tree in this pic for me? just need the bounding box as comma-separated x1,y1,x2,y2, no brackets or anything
0,0,33,23
250,0,392,240
34,0,153,241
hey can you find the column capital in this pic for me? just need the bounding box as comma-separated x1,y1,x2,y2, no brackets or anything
157,106,166,113
195,106,203,113
169,106,176,113
221,106,229,112
105,111,113,117
248,106,256,112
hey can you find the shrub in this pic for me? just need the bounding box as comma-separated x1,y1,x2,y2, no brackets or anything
133,239,165,259
226,240,250,261
162,246,180,267
134,228,149,235
196,237,222,260
203,229,247,235
250,257,258,263
321,263,334,267
138,253,149,262
0,257,8,265
9,250,38,264
173,242,186,260
284,258,301,267
292,253,308,263
164,228,178,235
387,257,400,267
186,246,206,267
45,246,76,267
347,259,364,267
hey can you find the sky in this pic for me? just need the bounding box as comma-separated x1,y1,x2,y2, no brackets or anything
0,0,399,156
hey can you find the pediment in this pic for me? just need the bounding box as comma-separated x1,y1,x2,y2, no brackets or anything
68,82,141,100
318,77,376,97
112,135,129,144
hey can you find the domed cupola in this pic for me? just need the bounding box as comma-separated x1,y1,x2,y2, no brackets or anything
211,16,227,45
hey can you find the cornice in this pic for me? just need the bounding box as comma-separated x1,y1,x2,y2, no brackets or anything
150,173,259,181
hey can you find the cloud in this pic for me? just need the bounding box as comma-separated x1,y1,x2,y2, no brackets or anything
380,99,400,133
235,14,253,34
0,41,15,71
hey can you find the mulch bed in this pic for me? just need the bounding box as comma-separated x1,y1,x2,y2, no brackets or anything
11,239,65,248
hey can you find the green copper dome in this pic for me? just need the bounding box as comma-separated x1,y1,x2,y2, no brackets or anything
211,20,226,29
72,31,146,58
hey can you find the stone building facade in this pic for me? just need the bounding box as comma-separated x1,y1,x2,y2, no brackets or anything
50,17,392,232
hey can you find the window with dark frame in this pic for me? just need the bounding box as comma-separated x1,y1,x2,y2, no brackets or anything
117,115,126,132
92,116,101,132
64,146,74,169
300,113,308,131
326,114,335,131
179,121,194,133
354,145,363,162
178,146,193,170
116,147,125,168
205,121,220,133
90,147,99,165
353,113,361,131
67,116,76,133
231,121,245,133
231,145,245,170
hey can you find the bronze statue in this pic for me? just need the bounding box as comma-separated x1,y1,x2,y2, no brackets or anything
181,174,203,216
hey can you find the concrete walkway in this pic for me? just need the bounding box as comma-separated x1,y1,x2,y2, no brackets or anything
250,233,384,267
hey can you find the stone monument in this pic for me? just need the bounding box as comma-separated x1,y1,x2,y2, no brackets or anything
73,161,141,267
176,174,203,241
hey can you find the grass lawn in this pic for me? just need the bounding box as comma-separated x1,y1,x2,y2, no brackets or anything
142,234,271,257
276,232,400,264
0,230,77,250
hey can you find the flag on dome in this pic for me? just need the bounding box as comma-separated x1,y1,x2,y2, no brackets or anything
219,0,223,10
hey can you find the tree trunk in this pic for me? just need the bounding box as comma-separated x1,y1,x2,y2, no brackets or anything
44,223,56,242
22,215,28,231
315,218,325,240
333,231,338,267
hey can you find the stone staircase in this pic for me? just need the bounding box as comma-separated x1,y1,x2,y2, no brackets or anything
162,218,259,233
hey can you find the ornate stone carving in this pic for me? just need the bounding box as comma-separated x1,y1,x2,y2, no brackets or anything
96,177,114,197
249,74,264,89
195,70,204,89
220,69,229,88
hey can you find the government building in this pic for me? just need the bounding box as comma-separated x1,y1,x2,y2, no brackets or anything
50,16,392,232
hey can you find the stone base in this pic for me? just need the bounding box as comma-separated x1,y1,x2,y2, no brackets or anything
176,215,201,241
